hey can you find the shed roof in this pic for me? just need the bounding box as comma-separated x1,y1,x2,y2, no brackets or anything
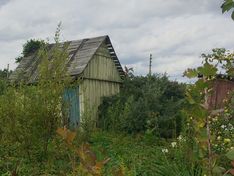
10,35,124,83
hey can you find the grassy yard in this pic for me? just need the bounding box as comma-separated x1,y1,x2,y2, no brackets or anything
90,131,164,176
0,130,168,175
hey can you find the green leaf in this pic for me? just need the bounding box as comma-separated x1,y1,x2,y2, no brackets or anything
212,166,226,174
183,68,198,78
193,106,208,119
197,63,217,77
195,79,209,90
221,0,234,13
232,10,234,20
186,92,196,104
226,149,234,160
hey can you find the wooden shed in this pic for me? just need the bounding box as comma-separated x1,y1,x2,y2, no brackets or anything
208,77,234,110
10,35,124,128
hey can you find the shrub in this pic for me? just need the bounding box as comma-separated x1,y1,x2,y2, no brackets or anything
98,74,186,138
0,69,10,95
183,48,234,175
0,25,72,175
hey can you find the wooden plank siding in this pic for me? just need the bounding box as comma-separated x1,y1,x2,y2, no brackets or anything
79,80,120,122
79,43,122,122
208,79,234,109
82,43,122,82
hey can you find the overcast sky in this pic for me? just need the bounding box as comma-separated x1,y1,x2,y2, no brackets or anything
0,0,234,81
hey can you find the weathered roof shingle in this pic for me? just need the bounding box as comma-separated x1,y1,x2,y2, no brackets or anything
10,35,124,83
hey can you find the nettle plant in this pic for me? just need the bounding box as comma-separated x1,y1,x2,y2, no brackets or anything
184,48,234,176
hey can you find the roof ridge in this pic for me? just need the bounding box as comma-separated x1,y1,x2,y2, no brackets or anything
59,35,108,44
9,35,125,83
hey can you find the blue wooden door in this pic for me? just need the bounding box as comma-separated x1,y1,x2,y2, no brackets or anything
63,87,80,129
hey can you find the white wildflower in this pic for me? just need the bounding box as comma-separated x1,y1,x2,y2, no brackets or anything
178,135,182,141
221,125,226,129
162,148,169,153
171,142,177,148
177,135,186,142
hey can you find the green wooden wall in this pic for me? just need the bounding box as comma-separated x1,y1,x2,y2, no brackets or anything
83,43,122,82
79,43,122,122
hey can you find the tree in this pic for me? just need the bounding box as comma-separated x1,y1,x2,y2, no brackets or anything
15,39,45,63
0,69,8,79
98,74,186,137
184,48,234,175
221,0,234,20
0,69,12,95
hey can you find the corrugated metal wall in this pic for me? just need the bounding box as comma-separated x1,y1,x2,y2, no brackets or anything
79,42,122,122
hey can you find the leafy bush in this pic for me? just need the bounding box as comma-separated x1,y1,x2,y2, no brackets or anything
184,48,234,175
210,91,234,172
98,74,186,138
0,26,72,175
0,79,6,95
0,69,11,95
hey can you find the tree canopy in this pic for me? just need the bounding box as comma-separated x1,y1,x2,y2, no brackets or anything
0,69,8,79
15,39,45,63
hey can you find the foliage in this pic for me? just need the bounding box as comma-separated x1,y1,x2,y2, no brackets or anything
184,48,234,175
56,127,113,176
90,131,162,176
0,69,10,79
0,79,6,95
15,39,46,63
155,135,203,176
0,69,12,95
224,149,234,175
210,93,234,176
90,131,205,176
1,24,233,175
221,0,234,20
98,74,186,138
0,25,72,175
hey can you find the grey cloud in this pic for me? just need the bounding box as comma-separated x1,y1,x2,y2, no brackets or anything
0,0,9,8
0,0,234,82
